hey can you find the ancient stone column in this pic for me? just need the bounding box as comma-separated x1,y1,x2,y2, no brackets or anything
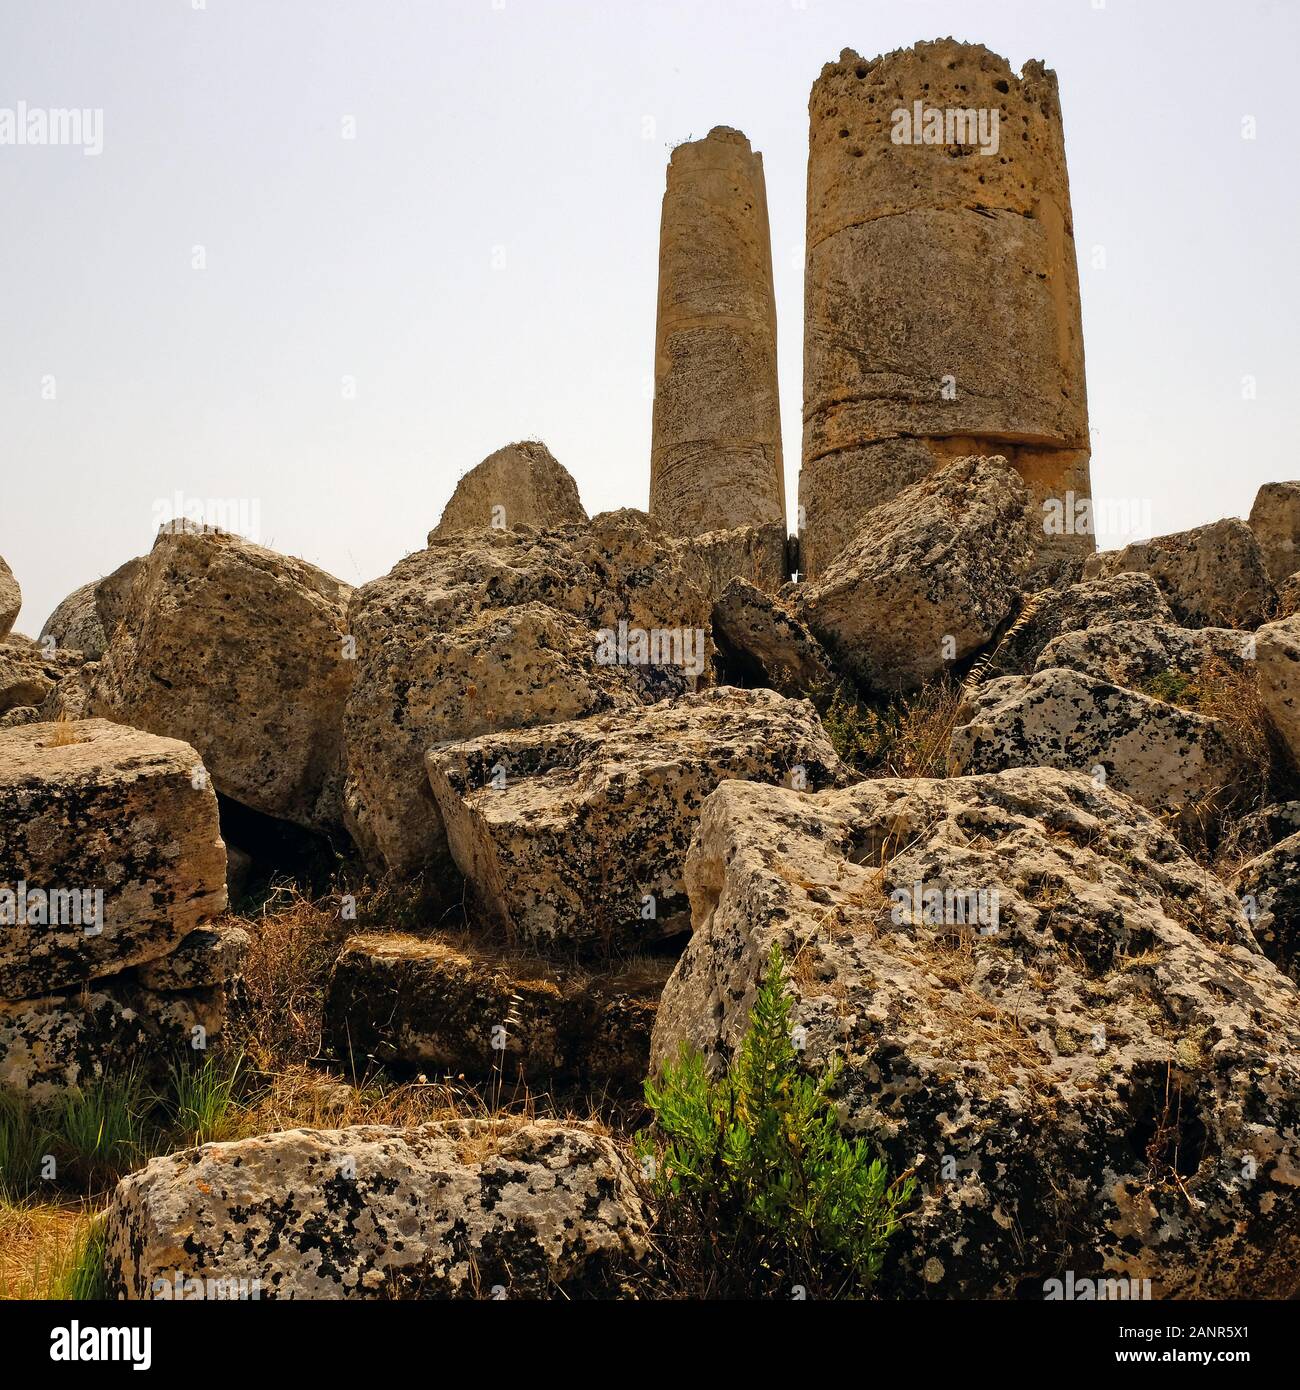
650,126,785,538
799,41,1092,578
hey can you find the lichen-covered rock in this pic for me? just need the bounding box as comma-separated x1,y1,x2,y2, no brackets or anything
343,511,713,877
89,525,353,834
0,555,20,640
427,687,850,950
323,933,667,1090
1233,834,1300,984
105,1119,651,1299
951,668,1245,813
988,573,1174,677
0,719,227,999
0,979,232,1101
652,768,1300,1299
1231,802,1300,861
1035,620,1253,689
711,577,832,697
429,440,588,540
1253,613,1300,770
675,521,787,600
1276,573,1300,621
798,456,1033,693
39,557,143,659
1248,482,1300,585
1081,519,1275,629
136,919,250,992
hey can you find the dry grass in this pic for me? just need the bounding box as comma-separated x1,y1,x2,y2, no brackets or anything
0,1198,99,1299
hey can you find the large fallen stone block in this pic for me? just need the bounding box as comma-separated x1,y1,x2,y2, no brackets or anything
1248,481,1300,585
951,668,1245,813
1254,613,1300,770
711,577,832,697
323,933,667,1089
39,556,143,660
652,768,1300,1298
0,555,19,639
1233,834,1300,984
675,521,787,600
105,1119,651,1299
344,510,713,877
89,524,353,834
797,456,1033,693
426,687,850,951
1035,620,1254,689
0,719,227,999
1081,519,1274,629
429,440,588,540
0,642,84,717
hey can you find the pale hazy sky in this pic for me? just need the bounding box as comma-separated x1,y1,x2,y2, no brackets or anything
2,0,1297,632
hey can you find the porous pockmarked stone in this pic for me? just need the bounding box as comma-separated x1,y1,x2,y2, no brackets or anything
0,718,227,999
39,556,143,660
105,1119,652,1299
652,768,1300,1298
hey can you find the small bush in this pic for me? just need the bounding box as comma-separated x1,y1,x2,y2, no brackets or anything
639,945,914,1297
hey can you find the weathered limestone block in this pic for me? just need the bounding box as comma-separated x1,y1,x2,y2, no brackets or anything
951,668,1244,812
1248,482,1300,584
650,127,784,538
800,41,1090,578
1254,613,1300,768
1081,519,1274,629
652,769,1300,1298
105,1119,651,1299
1233,801,1300,860
136,919,250,992
323,933,668,1089
1233,834,1300,984
1035,620,1253,689
712,577,833,697
344,512,713,877
0,642,83,716
89,525,353,834
0,980,232,1102
39,556,143,659
675,521,788,600
797,455,1033,693
429,440,588,540
426,688,850,951
0,555,20,640
987,573,1174,676
0,719,227,999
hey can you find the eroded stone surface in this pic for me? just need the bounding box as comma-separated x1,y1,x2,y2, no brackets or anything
1035,620,1253,689
343,511,713,877
951,668,1244,812
712,577,832,697
0,555,20,640
1254,613,1300,771
323,933,668,1089
429,441,588,540
1233,834,1300,984
105,1119,651,1299
650,127,784,538
38,557,143,660
1248,482,1300,585
798,455,1033,692
0,719,227,998
427,687,850,950
1082,520,1275,629
652,768,1300,1298
89,525,353,834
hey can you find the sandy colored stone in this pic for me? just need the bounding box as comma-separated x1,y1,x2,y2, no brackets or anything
1254,613,1300,767
1081,519,1274,629
951,667,1245,812
429,440,588,540
0,555,20,639
323,932,668,1090
39,556,143,659
427,687,849,951
711,577,833,697
343,511,713,877
799,41,1090,578
1248,482,1300,584
1035,620,1254,689
137,919,250,992
1233,834,1300,984
105,1118,651,1299
89,524,353,834
798,455,1033,692
652,768,1300,1298
0,718,227,999
650,127,784,538
675,521,787,600
0,642,83,716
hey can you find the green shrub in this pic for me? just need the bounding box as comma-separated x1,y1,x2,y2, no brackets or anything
640,945,914,1297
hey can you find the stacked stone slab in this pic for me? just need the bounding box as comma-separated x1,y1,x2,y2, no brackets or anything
799,40,1091,578
649,126,785,539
